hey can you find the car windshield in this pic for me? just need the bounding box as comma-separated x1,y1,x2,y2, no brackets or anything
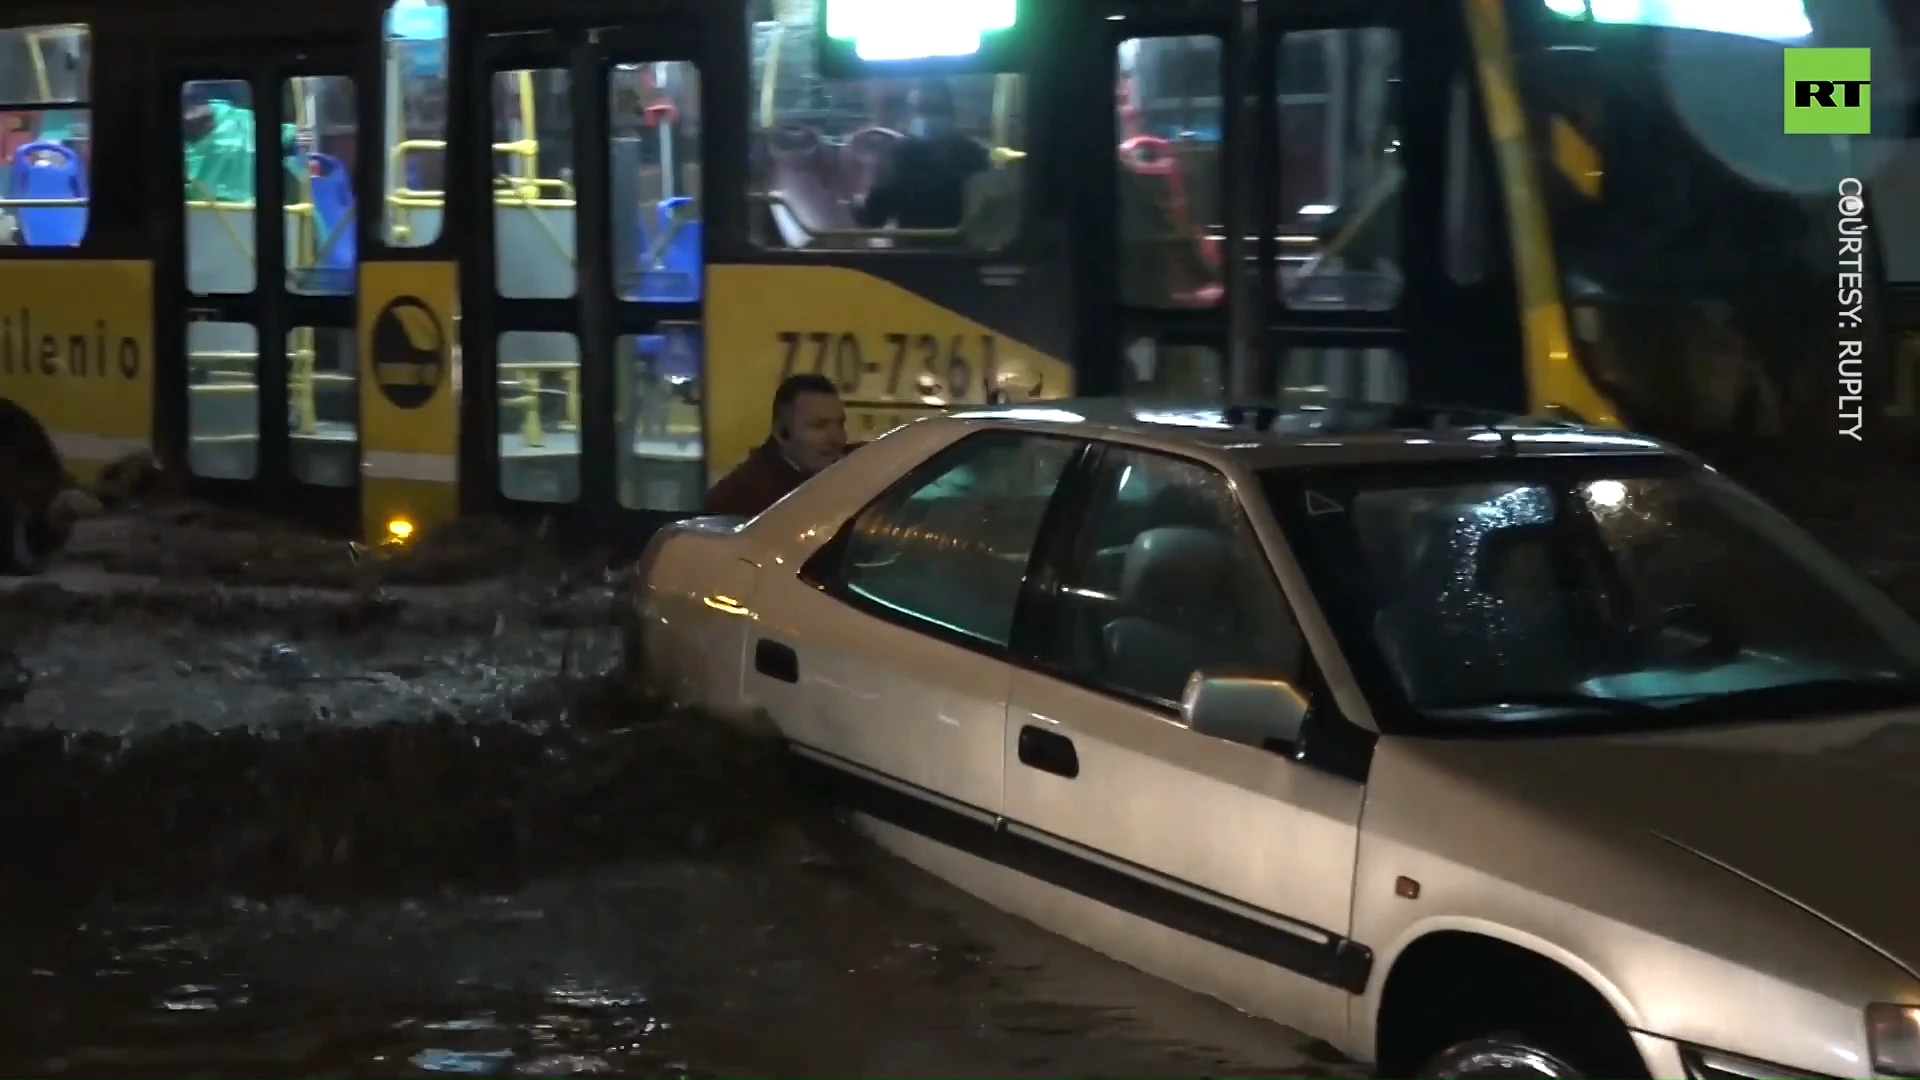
1266,453,1920,734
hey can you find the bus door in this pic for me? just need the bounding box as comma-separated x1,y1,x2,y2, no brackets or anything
1259,0,1522,412
468,23,706,533
165,44,365,532
1091,0,1521,411
1267,1,1520,411
1097,11,1235,398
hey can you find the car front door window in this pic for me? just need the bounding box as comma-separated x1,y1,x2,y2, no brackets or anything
1036,448,1303,708
836,432,1081,646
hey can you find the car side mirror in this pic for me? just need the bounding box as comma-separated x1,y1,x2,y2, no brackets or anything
1181,670,1310,754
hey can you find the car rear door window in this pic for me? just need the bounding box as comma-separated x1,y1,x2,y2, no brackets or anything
835,432,1080,647
1034,448,1302,706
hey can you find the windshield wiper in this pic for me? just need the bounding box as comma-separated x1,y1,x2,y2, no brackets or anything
1422,691,1663,718
1659,675,1920,721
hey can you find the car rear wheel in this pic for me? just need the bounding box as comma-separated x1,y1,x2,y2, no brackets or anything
1416,1034,1590,1079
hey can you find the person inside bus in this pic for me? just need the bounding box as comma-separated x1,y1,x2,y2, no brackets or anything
854,79,990,233
702,373,849,517
182,86,302,202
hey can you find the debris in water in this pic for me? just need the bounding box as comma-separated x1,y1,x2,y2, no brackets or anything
411,1048,517,1074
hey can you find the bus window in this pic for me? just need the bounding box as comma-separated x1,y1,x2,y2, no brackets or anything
617,327,704,512
1120,334,1224,397
609,62,705,514
1116,35,1224,310
746,0,1025,252
498,330,580,504
188,321,260,479
183,79,269,295
284,75,359,295
1276,28,1403,313
289,326,358,486
610,61,702,301
1279,345,1407,405
382,0,447,247
0,23,90,248
492,68,576,299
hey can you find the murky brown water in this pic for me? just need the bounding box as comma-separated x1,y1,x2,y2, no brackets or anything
0,850,1359,1078
0,507,1362,1078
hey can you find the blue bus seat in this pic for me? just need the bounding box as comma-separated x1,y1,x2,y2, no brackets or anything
308,153,356,266
634,196,702,302
633,328,702,386
640,327,702,383
295,153,356,293
9,142,87,247
625,197,702,398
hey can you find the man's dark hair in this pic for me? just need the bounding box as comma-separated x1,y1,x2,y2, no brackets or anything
771,373,839,427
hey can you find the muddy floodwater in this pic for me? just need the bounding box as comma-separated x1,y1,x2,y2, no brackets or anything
0,859,1357,1077
0,505,1361,1078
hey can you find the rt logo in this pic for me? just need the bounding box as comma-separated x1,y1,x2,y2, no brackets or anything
1785,48,1870,135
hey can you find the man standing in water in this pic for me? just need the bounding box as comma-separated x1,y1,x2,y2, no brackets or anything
702,374,849,517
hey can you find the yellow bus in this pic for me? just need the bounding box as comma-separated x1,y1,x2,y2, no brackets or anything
0,0,1906,542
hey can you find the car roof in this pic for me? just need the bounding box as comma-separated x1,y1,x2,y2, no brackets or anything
944,398,1676,470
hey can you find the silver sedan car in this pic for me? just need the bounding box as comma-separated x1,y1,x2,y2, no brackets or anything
629,400,1920,1080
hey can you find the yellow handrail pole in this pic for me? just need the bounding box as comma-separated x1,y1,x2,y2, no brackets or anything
384,35,404,241
287,73,316,433
290,76,318,277
26,30,51,105
294,335,318,433
758,21,783,128
516,69,537,197
521,370,543,445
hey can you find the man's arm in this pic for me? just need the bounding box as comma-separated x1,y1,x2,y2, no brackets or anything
855,142,915,228
853,179,895,228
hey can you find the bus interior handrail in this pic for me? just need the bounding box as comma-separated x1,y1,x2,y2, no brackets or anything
1282,164,1405,302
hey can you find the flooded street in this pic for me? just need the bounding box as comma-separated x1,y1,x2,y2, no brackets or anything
0,857,1354,1077
6,453,1914,1078
0,504,1361,1078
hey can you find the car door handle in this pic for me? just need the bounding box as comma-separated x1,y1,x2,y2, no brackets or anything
1017,724,1079,779
754,638,798,683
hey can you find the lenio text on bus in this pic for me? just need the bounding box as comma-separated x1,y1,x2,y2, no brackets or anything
0,311,142,379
